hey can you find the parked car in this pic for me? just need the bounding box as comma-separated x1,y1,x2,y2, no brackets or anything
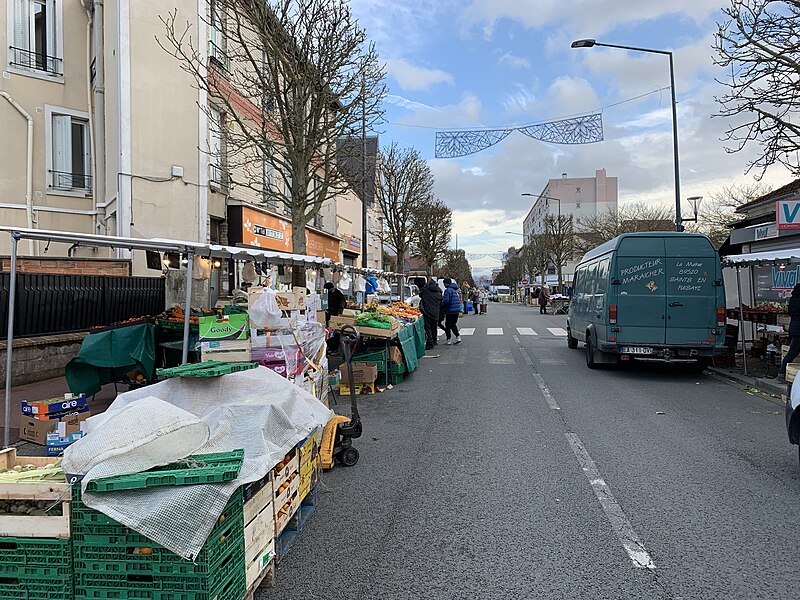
377,283,419,304
566,232,726,370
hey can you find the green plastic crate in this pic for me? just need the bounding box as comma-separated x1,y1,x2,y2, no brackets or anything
0,578,73,600
0,537,73,600
386,370,404,385
0,536,71,566
86,450,244,492
157,361,257,378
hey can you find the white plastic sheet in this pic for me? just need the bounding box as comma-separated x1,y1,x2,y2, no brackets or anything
62,367,333,560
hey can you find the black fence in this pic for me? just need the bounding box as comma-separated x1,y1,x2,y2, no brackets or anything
0,274,165,338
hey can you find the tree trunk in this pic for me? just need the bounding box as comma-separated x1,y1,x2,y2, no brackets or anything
291,216,307,289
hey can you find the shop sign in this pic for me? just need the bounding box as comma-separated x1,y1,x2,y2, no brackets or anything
340,236,362,253
754,265,800,303
755,223,778,240
777,200,800,230
238,206,340,260
252,224,285,242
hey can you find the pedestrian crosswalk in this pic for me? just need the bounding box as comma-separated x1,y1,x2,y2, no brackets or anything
437,326,566,338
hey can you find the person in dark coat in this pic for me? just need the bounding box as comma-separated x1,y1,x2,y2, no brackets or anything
324,282,346,326
538,285,549,314
442,278,462,344
779,283,800,378
419,278,443,349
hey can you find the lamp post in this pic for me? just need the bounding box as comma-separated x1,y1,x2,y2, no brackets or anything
571,38,682,231
678,196,703,230
521,193,561,218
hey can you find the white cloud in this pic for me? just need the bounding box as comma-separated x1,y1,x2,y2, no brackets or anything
385,95,436,111
390,93,486,129
502,85,538,115
498,51,531,69
384,58,454,91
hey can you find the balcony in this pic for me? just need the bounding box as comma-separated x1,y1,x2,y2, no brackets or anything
209,164,230,193
50,170,92,193
9,46,62,77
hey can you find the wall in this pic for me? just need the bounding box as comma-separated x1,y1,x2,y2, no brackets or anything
0,332,87,386
0,257,130,276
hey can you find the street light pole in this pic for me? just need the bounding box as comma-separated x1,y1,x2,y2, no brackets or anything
571,39,682,231
521,193,561,218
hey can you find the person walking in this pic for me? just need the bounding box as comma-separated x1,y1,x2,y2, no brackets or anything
442,278,462,345
479,288,488,314
779,283,800,379
470,288,480,316
419,278,443,350
324,281,345,326
538,284,549,315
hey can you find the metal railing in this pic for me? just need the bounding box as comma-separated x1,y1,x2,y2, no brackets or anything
8,46,61,76
50,170,92,192
209,40,229,71
209,164,230,192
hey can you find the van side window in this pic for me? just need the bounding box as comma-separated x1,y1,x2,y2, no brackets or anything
595,258,610,310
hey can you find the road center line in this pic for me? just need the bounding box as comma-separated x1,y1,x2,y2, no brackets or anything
519,346,533,366
565,433,657,571
513,335,521,344
532,373,560,410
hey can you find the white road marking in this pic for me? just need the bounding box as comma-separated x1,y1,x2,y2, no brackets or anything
565,433,656,571
547,327,568,336
488,349,516,365
539,358,566,366
438,351,465,365
519,347,534,366
533,373,560,411
459,328,475,336
487,328,504,336
516,327,538,336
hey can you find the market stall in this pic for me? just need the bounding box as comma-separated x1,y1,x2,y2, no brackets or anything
723,250,800,376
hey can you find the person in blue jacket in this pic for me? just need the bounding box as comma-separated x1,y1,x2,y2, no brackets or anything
441,277,462,345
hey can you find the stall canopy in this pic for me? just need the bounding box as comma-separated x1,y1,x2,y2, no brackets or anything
723,250,800,266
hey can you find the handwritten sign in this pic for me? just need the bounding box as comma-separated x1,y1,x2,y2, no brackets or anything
667,260,710,293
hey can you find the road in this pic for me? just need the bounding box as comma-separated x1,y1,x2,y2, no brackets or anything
259,302,800,600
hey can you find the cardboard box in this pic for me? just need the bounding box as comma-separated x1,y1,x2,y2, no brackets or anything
22,404,90,421
20,410,90,445
201,339,251,363
258,362,288,378
339,363,378,384
355,321,399,339
46,431,84,456
275,288,306,311
250,346,303,364
21,393,87,416
199,314,249,341
338,382,377,396
329,315,358,328
389,347,404,365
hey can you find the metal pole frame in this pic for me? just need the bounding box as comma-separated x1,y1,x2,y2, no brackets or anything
668,52,682,231
3,235,19,448
181,251,195,365
736,266,748,376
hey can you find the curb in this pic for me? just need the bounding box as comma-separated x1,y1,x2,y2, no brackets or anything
708,366,789,405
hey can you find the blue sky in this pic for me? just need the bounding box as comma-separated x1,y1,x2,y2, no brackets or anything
349,0,793,276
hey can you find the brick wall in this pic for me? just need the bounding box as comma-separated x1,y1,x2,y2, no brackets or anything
0,258,131,276
0,333,87,387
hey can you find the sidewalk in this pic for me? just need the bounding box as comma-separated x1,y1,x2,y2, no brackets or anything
708,365,790,404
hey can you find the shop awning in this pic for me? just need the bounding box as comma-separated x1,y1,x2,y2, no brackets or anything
723,249,800,266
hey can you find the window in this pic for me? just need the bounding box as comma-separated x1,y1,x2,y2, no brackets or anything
209,106,228,190
46,106,91,194
208,0,227,69
262,158,278,210
9,0,62,77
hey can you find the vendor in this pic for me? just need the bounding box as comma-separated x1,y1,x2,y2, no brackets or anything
324,282,346,327
780,283,800,379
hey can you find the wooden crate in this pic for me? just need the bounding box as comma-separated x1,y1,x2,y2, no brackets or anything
787,363,799,383
0,448,70,539
244,478,274,525
244,501,275,564
272,452,299,491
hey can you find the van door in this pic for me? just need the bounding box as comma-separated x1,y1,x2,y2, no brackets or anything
613,237,667,345
664,237,719,346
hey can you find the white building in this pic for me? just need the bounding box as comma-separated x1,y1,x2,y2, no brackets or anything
523,169,618,242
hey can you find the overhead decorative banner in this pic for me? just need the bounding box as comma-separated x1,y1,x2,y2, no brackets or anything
435,112,603,159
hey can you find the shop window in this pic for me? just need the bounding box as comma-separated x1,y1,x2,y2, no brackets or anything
46,106,91,194
8,0,62,78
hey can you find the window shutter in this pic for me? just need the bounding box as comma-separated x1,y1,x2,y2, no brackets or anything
52,114,72,189
13,0,31,66
46,0,57,73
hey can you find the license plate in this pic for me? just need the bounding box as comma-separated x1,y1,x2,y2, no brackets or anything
621,346,654,355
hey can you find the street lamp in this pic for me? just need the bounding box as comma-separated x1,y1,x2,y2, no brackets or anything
571,38,682,231
678,196,703,229
521,193,561,218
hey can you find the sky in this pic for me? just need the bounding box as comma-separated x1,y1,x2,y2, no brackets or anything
348,0,794,278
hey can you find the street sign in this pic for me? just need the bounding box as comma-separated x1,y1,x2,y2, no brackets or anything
777,199,800,230
521,279,529,285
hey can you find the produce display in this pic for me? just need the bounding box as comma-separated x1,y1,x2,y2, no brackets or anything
0,459,65,516
750,301,788,313
157,304,200,325
355,312,397,330
378,302,421,321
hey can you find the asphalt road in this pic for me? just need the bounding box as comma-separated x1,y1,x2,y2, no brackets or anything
258,302,800,600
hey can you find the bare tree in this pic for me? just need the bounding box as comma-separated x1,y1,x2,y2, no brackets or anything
575,202,674,253
160,0,386,280
543,215,577,289
523,235,551,285
714,0,800,177
411,197,452,276
374,144,434,273
698,181,773,247
439,249,475,287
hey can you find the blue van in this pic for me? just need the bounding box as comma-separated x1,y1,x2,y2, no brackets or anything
566,232,727,369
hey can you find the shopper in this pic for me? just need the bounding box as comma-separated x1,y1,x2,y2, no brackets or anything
442,278,462,345
365,274,379,298
780,283,800,379
470,288,480,316
420,278,443,349
538,285,549,314
479,288,488,314
461,282,471,313
324,282,345,325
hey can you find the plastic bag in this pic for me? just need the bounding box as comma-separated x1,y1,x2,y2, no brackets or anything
378,277,391,293
354,274,366,293
249,288,283,328
337,272,352,291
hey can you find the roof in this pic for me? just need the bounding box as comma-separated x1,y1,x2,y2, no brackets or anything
723,249,800,266
735,178,800,213
578,231,711,263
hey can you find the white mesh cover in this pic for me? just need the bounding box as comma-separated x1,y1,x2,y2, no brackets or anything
62,367,333,559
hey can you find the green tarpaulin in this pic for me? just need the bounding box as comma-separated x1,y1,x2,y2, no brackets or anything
412,318,426,359
65,323,156,396
397,323,418,373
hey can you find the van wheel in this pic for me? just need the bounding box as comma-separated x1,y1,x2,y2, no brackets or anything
688,358,709,374
586,337,598,369
567,327,578,349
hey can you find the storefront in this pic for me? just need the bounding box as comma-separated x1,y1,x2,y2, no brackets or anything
340,236,361,266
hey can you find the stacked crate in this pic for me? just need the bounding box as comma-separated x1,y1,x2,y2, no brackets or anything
70,485,246,599
0,448,73,600
243,471,276,593
272,448,300,558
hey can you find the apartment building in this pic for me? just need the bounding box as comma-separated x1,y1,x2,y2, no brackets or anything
522,169,618,242
0,0,363,275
